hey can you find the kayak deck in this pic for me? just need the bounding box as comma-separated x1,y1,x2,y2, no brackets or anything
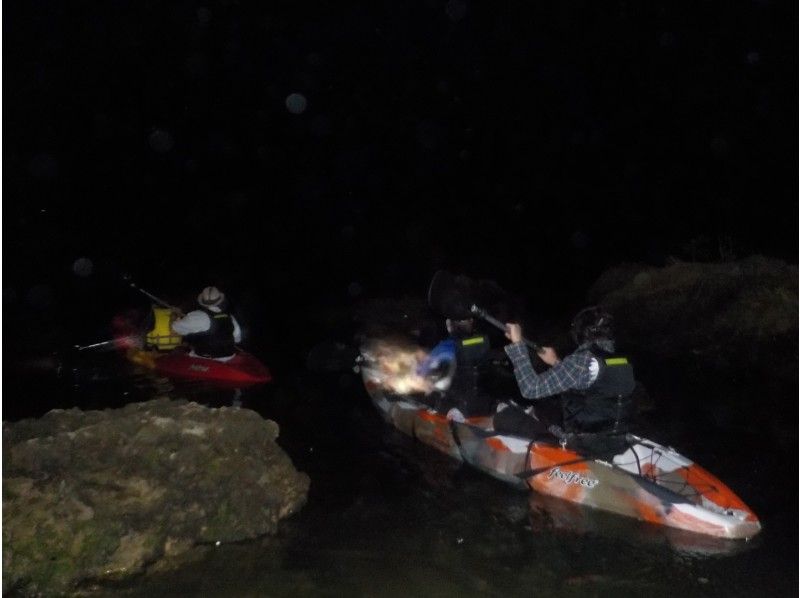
127,347,272,386
362,376,761,540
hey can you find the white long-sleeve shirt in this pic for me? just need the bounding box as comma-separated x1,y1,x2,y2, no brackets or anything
171,308,242,360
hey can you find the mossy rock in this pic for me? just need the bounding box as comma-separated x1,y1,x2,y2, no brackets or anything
3,399,309,595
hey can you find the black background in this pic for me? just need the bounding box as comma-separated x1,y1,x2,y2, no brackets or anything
3,0,798,357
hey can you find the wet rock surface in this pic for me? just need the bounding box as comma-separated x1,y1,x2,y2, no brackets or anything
588,255,797,384
3,398,310,596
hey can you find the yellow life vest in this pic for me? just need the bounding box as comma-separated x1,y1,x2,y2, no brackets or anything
145,307,183,351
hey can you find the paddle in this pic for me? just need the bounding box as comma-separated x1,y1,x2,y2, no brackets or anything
427,270,542,352
427,270,473,320
74,337,137,351
125,278,184,316
469,304,541,353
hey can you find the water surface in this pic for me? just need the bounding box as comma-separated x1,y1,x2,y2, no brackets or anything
5,349,796,597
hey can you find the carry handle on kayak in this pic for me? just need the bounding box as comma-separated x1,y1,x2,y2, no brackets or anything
470,304,542,352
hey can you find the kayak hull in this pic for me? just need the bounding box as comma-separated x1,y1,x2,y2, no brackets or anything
128,348,272,386
362,376,761,540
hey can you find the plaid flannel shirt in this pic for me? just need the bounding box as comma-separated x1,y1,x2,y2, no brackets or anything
504,340,615,400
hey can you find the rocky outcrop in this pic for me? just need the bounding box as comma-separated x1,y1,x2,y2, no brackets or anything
3,399,310,596
587,255,797,383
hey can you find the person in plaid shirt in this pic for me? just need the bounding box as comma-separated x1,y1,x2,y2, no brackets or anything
494,307,636,437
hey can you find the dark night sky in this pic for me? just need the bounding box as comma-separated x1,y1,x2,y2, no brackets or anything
3,0,798,351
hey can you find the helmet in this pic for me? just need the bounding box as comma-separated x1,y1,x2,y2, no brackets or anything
198,286,225,308
445,317,475,338
570,306,614,345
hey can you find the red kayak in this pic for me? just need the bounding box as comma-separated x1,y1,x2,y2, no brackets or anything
127,347,272,386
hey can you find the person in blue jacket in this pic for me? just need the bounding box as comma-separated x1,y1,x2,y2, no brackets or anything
417,317,494,419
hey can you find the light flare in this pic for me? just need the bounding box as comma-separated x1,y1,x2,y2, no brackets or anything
111,311,145,350
360,339,433,395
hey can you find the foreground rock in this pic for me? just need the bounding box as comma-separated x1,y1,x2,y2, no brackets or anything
3,399,310,596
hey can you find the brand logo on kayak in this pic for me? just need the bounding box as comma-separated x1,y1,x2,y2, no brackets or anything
547,467,599,489
188,364,210,372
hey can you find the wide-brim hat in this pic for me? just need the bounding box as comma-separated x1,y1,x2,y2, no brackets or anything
198,286,225,308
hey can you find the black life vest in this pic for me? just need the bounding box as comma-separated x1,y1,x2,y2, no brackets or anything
560,345,636,433
183,308,236,358
447,335,490,402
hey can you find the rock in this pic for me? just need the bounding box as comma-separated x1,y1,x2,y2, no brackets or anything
3,398,309,596
587,255,797,383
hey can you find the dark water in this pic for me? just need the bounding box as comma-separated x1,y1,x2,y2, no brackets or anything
4,346,797,598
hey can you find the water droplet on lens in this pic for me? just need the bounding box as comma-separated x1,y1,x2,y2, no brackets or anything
659,32,676,47
446,0,467,22
27,284,54,310
28,153,58,178
348,282,363,298
570,231,590,250
72,257,94,277
149,129,174,153
285,93,308,115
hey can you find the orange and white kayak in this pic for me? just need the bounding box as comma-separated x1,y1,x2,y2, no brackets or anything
361,374,761,540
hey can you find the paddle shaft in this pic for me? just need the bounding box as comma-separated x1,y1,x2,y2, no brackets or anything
129,282,185,317
130,283,174,309
75,337,134,351
470,304,541,352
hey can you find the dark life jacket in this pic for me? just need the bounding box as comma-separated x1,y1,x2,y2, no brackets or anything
560,345,636,433
183,308,236,358
444,335,491,414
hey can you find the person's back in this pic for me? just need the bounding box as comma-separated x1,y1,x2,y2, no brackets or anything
171,286,242,361
418,318,493,417
558,341,636,433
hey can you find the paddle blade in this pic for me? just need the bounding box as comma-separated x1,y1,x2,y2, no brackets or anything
427,270,474,319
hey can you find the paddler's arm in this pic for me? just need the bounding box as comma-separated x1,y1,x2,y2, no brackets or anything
232,317,242,344
171,311,210,336
504,323,588,400
416,339,456,376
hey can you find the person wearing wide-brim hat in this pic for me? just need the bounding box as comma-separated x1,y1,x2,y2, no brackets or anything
171,286,242,361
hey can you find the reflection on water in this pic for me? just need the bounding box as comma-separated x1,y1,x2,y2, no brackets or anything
96,434,774,598
526,492,760,559
4,354,797,598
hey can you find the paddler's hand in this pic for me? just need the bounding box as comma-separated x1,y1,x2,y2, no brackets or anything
170,307,185,318
536,346,560,367
505,322,523,344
